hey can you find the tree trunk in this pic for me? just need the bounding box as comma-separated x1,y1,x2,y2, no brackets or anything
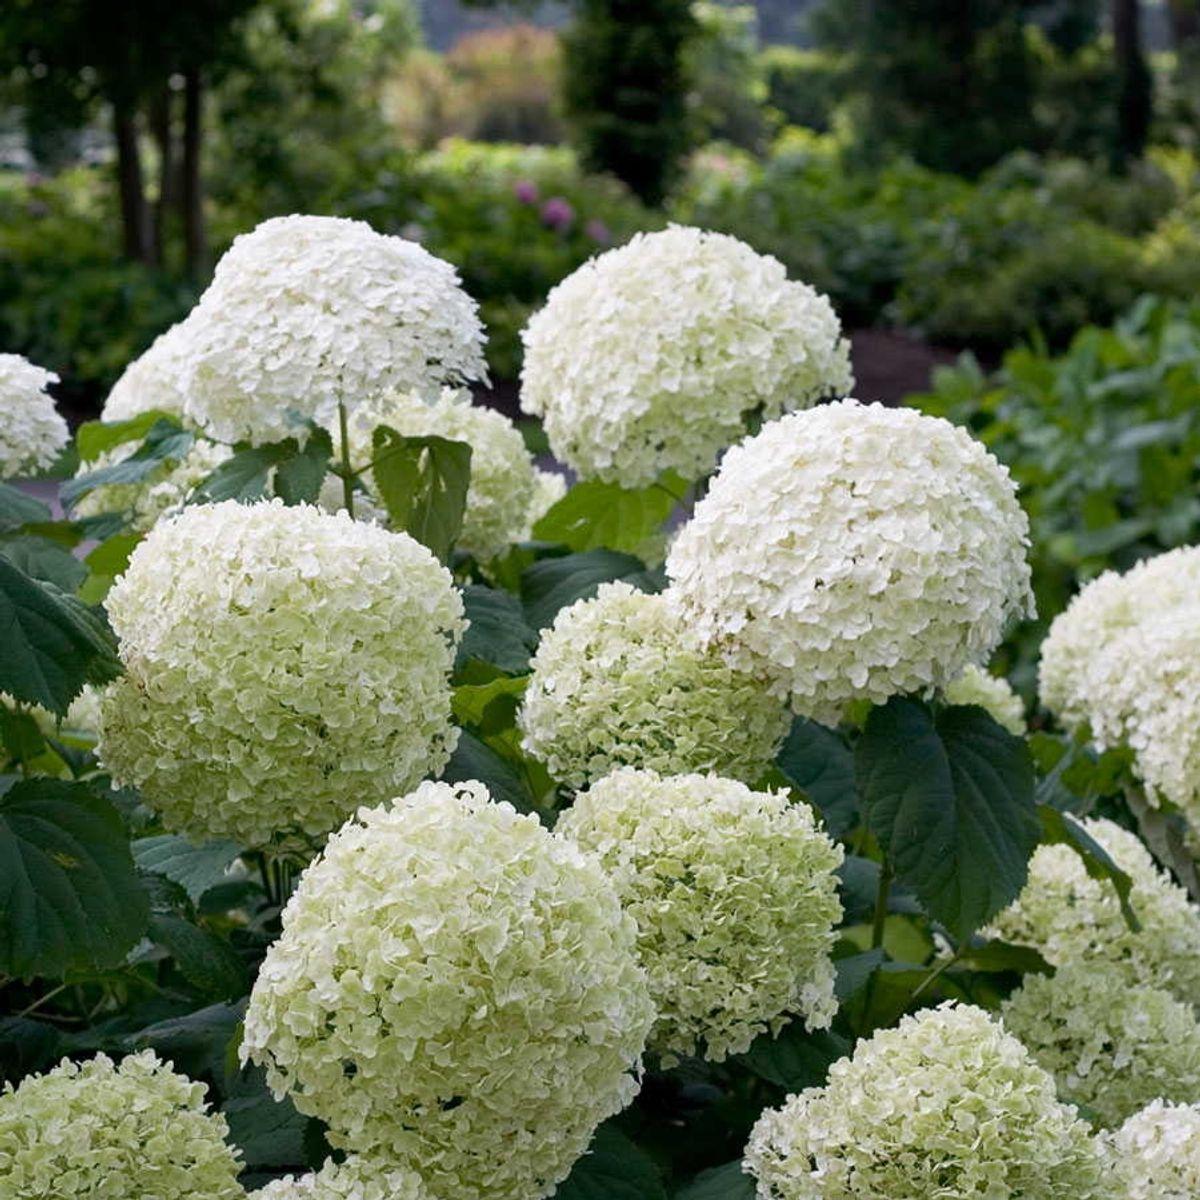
150,86,178,269
1113,0,1153,165
113,101,153,265
1168,0,1200,48
181,67,207,279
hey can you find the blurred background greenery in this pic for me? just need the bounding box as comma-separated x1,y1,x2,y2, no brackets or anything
7,0,1200,401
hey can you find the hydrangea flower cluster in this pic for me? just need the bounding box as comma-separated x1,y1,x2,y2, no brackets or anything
1040,546,1200,826
744,1003,1108,1200
520,226,853,487
1108,1101,1200,1199
518,583,791,788
0,352,67,478
666,402,1035,725
253,1158,426,1200
242,781,654,1200
943,664,1027,734
328,388,539,560
744,1003,1108,1199
987,816,1200,1004
182,215,488,445
102,321,194,421
1001,964,1200,1128
73,437,233,532
98,500,464,847
557,768,843,1062
0,1051,243,1199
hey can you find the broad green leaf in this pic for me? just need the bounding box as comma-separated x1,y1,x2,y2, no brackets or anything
0,557,122,715
441,730,536,814
79,532,141,603
776,717,858,837
456,585,539,677
0,535,88,592
676,1162,755,1200
833,947,887,1001
0,778,149,979
273,428,333,505
0,483,51,532
0,706,46,766
192,443,292,504
128,1000,245,1082
555,1125,667,1200
738,1025,849,1091
452,676,529,731
1037,805,1140,931
148,912,248,1000
371,427,472,563
0,1016,62,1083
955,939,1052,975
76,410,176,463
532,475,679,557
222,1069,309,1170
133,835,243,904
520,549,663,632
62,419,193,507
855,698,1039,941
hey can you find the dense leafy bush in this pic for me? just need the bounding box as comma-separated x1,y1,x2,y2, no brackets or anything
913,296,1200,686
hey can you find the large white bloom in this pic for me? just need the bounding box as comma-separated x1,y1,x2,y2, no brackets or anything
243,781,654,1200
987,816,1200,1005
518,582,790,788
0,1051,242,1199
1001,964,1200,1128
666,401,1035,724
324,388,538,560
1108,1100,1200,1199
182,215,487,445
0,352,67,477
102,321,194,422
943,664,1027,734
72,437,233,532
744,1003,1109,1199
520,226,853,487
253,1157,426,1200
1040,546,1200,826
98,500,464,847
557,767,843,1063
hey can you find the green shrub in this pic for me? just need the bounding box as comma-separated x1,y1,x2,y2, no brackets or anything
912,295,1200,688
760,46,846,134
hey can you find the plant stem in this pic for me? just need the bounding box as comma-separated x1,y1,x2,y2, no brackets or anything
17,982,69,1020
338,400,355,519
871,855,893,951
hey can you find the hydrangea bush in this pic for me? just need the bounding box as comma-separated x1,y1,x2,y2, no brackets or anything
5,211,1200,1199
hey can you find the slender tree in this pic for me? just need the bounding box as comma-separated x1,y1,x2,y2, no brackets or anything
1112,0,1152,164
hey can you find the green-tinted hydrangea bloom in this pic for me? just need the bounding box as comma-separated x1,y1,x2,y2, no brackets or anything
1001,964,1200,1128
518,582,790,788
252,1157,425,1200
99,499,464,847
558,768,843,1063
242,781,654,1200
943,663,1026,734
0,1051,243,1199
1108,1100,1200,1199
745,1003,1111,1199
987,817,1200,1005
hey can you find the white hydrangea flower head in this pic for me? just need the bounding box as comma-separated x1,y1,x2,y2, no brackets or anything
520,467,568,540
666,401,1035,724
0,352,67,478
518,582,790,788
1108,1100,1200,1199
98,500,464,847
328,388,537,560
1001,964,1200,1128
72,437,233,533
182,215,487,445
102,320,195,422
0,1051,242,1199
242,781,654,1200
943,664,1027,734
1040,547,1200,826
987,816,1200,1004
557,767,843,1063
520,225,853,487
744,1003,1109,1199
252,1157,427,1200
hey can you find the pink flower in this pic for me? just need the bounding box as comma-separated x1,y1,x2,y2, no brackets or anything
585,219,611,245
514,179,539,205
541,197,574,231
